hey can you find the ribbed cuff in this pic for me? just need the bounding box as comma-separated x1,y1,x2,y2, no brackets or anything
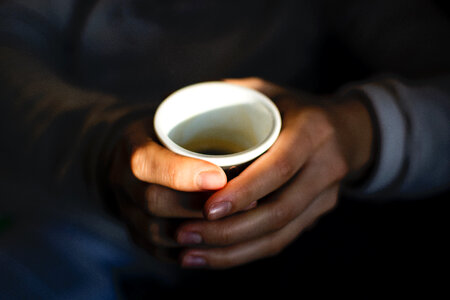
340,83,408,195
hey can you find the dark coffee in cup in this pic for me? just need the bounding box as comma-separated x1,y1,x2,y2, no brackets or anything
169,120,253,156
180,136,248,155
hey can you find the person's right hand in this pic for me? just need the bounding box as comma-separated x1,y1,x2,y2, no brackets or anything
108,118,227,262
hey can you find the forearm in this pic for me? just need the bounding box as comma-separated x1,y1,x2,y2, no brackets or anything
0,47,154,194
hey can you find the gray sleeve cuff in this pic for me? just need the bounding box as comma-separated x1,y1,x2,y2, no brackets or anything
340,82,408,195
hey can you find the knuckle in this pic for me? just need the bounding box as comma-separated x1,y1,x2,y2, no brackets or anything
130,148,148,181
169,163,182,188
202,223,236,246
335,157,350,180
317,121,335,147
276,157,296,181
331,154,350,182
304,108,336,146
234,185,255,206
214,226,234,245
162,160,180,188
270,205,294,231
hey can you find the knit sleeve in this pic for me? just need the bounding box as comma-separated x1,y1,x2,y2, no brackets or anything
340,77,450,199
0,1,154,204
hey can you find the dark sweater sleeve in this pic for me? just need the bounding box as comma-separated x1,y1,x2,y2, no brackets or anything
0,1,154,202
325,0,450,199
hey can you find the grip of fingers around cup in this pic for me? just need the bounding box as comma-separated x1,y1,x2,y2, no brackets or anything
154,82,281,171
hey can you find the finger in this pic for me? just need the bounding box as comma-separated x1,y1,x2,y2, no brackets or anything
129,134,227,191
143,185,209,218
224,77,319,108
114,152,208,219
178,152,331,246
179,138,348,246
180,185,339,269
203,108,327,220
117,197,180,248
119,181,208,219
224,77,286,99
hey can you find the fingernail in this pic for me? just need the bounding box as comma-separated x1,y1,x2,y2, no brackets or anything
177,231,203,245
208,201,232,220
182,255,207,268
197,171,226,190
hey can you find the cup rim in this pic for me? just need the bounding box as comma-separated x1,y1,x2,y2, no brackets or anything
154,81,282,168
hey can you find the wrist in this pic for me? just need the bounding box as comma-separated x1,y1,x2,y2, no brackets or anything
325,95,374,181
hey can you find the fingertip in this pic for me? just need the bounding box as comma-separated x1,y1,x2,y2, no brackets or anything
196,169,227,190
205,200,232,221
180,252,208,268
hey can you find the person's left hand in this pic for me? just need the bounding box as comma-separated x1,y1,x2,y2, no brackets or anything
176,78,374,268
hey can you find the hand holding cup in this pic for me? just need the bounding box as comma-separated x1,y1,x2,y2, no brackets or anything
175,78,373,268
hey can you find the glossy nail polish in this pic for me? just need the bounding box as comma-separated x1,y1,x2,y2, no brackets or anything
177,231,202,245
207,201,232,220
182,255,207,268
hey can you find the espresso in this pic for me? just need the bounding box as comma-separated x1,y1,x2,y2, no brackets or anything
181,136,247,155
168,114,258,156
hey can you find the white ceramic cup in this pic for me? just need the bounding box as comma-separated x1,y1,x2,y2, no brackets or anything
154,81,281,169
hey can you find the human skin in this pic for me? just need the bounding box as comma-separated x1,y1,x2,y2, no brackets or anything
109,77,373,268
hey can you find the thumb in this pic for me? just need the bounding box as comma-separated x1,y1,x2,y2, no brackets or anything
130,140,227,192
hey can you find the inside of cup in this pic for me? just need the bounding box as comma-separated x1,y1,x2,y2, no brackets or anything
168,102,273,155
156,82,276,156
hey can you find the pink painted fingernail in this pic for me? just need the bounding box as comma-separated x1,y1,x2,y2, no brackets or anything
207,201,232,220
182,255,207,268
177,231,203,245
